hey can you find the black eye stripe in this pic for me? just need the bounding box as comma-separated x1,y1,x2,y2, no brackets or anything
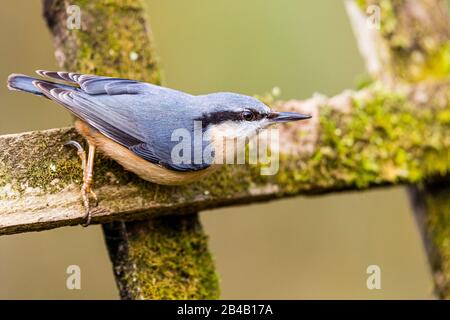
199,111,240,125
198,109,266,126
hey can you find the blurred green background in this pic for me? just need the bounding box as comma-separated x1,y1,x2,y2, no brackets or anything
0,0,434,299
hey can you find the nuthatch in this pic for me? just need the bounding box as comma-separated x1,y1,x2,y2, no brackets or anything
7,71,311,225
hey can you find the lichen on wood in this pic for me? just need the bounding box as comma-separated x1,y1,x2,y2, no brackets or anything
103,214,220,300
278,84,450,191
43,0,161,82
355,0,450,82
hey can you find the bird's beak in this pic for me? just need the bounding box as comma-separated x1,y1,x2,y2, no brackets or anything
267,111,312,123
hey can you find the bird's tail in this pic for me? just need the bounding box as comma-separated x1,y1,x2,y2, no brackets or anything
7,74,47,96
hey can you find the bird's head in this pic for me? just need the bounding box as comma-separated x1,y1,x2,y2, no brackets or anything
198,92,311,141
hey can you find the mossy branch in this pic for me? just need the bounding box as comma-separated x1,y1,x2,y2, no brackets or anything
2,81,450,235
43,0,161,82
352,0,450,83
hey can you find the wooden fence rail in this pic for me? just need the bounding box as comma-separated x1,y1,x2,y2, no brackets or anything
1,82,450,235
1,0,449,299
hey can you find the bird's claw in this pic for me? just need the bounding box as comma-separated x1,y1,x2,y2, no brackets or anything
82,208,92,227
65,140,97,227
64,140,84,153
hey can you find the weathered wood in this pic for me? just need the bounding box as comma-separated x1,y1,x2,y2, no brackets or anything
103,214,219,299
2,80,450,235
0,0,449,237
41,0,219,300
347,0,450,299
42,0,161,82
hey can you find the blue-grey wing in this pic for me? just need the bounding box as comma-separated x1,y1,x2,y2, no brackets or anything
131,104,212,172
34,71,210,172
36,70,147,95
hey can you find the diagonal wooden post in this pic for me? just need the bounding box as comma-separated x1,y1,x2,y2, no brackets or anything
103,214,219,299
42,0,219,299
347,0,450,299
408,183,450,298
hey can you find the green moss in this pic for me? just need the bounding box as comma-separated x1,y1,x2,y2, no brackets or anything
56,0,162,83
392,42,450,82
274,85,450,193
26,157,82,192
0,128,80,194
356,0,450,82
121,214,220,300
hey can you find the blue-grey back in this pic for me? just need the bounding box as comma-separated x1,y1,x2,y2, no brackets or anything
7,71,265,171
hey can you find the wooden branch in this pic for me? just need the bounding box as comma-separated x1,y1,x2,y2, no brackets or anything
41,0,219,300
347,0,450,299
2,80,450,235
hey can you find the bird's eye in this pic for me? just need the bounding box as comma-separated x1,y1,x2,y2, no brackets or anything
242,110,255,121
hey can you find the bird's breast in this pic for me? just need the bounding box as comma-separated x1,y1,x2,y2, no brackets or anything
75,120,217,185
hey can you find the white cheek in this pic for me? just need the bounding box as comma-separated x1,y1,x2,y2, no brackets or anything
203,120,269,164
207,120,268,140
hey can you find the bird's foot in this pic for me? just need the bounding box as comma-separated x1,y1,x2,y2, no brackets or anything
90,189,99,207
81,183,98,227
65,140,97,227
81,183,92,227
